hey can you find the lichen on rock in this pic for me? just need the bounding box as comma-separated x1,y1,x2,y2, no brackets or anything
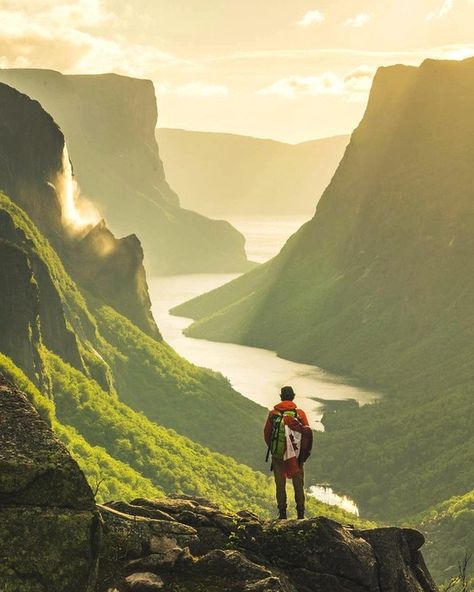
0,376,101,592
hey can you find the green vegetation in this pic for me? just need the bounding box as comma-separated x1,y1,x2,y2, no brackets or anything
0,189,372,526
92,302,267,471
0,347,369,523
413,491,474,584
0,191,266,471
0,193,96,341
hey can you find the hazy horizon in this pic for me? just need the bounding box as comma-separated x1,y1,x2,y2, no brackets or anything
2,0,474,142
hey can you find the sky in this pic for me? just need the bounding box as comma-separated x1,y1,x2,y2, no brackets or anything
1,0,474,142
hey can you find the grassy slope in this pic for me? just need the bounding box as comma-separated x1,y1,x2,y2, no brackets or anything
91,302,267,472
413,491,474,584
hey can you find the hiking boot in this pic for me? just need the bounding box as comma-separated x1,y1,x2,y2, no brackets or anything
297,507,305,520
278,507,287,520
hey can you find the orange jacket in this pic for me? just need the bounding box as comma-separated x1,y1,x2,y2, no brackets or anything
264,400,309,446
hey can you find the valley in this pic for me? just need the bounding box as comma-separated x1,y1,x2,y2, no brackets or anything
149,215,381,430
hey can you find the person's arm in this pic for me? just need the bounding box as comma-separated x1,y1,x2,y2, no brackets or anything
264,413,273,445
297,409,310,426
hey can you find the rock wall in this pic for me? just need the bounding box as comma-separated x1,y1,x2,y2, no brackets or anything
0,376,101,592
0,69,255,275
0,81,159,338
97,496,439,592
0,205,84,382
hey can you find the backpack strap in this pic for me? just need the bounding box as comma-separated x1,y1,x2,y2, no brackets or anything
265,411,284,464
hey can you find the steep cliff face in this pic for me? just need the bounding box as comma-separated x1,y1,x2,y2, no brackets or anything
0,199,86,384
0,241,43,383
173,58,474,525
0,68,255,274
0,376,100,592
177,57,474,374
157,128,349,216
0,81,159,338
68,220,160,340
0,80,64,240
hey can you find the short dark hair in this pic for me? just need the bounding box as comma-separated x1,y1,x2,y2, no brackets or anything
280,386,295,401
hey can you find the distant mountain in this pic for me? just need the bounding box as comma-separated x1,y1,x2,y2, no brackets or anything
173,57,474,570
0,69,254,274
157,128,349,216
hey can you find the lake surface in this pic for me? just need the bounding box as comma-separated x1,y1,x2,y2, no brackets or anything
149,215,381,515
149,273,379,431
226,215,311,263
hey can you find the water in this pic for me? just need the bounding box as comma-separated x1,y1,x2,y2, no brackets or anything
149,273,379,431
149,216,380,515
309,486,360,516
226,215,311,263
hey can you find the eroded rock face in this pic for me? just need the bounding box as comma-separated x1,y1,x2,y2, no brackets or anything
0,377,101,592
0,81,159,339
0,69,255,275
97,496,438,592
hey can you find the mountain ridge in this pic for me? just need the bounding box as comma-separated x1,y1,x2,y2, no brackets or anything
0,68,255,274
157,127,349,216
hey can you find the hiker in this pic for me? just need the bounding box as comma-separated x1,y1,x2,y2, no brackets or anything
264,385,312,520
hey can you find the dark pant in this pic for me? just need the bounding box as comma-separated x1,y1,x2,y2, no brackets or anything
272,458,305,512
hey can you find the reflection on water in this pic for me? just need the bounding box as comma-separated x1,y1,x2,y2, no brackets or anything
226,215,311,263
309,486,359,516
149,273,380,431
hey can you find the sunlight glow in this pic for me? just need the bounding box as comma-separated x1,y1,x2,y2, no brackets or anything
57,145,100,233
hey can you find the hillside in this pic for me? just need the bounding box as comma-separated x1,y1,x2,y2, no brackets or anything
3,383,438,592
0,69,254,274
157,128,348,216
173,57,474,534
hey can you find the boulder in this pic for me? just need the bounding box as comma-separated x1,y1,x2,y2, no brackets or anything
0,377,101,592
98,495,439,592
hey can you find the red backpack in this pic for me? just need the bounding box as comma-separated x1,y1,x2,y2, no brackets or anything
299,423,313,463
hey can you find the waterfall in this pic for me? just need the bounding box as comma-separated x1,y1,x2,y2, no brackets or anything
56,145,100,233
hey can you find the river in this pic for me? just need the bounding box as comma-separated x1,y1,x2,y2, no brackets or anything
149,215,381,516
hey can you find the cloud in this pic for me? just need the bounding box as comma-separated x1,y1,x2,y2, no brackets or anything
344,66,376,100
426,0,454,20
297,10,325,27
157,81,229,98
257,66,376,100
344,13,373,27
0,2,186,77
258,73,342,98
176,81,229,97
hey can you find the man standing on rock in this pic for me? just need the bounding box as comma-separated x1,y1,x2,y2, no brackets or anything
264,386,312,520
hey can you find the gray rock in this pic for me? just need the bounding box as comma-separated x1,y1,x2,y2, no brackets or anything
125,572,164,591
98,496,439,592
0,379,100,592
